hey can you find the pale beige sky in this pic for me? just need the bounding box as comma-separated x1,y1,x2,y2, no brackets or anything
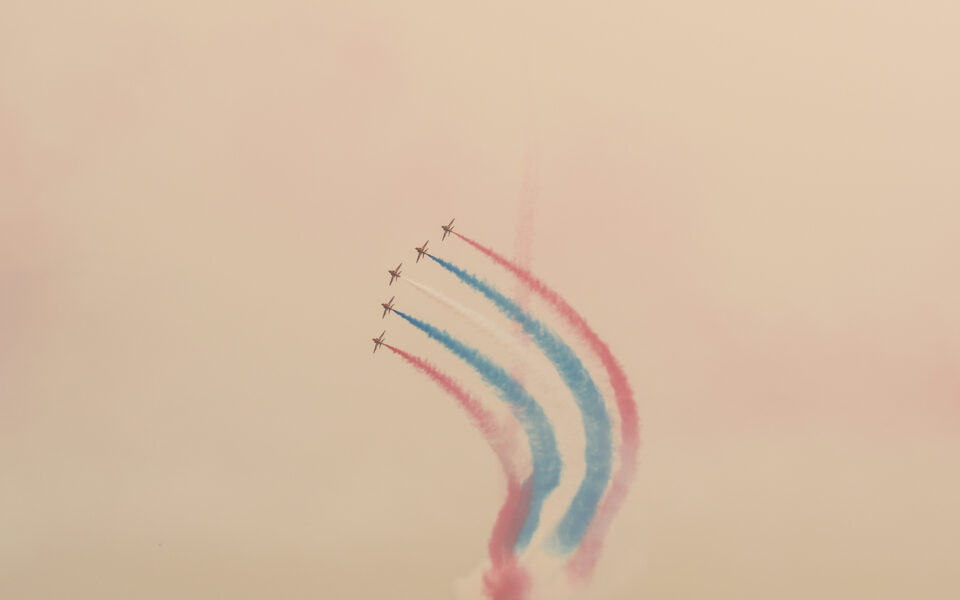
2,2,959,599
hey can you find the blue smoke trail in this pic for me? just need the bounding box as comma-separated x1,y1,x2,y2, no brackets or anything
393,309,562,552
427,254,612,555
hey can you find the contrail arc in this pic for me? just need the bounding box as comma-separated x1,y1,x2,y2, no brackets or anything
427,253,612,556
383,343,531,579
394,309,562,553
452,231,639,581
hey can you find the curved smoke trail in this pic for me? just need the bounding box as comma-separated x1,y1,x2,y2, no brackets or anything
452,231,639,581
394,310,562,553
383,343,532,598
402,276,578,597
427,254,612,556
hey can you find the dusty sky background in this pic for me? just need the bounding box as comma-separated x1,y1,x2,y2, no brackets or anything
2,1,959,598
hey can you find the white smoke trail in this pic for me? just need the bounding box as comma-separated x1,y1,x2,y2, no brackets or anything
403,276,529,357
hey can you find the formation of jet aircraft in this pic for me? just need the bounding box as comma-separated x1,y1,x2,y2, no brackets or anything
373,219,454,353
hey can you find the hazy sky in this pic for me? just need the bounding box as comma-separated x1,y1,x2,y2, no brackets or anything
2,2,959,598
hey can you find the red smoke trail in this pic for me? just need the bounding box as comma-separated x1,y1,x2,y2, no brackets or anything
452,232,640,582
384,344,531,598
483,477,533,600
